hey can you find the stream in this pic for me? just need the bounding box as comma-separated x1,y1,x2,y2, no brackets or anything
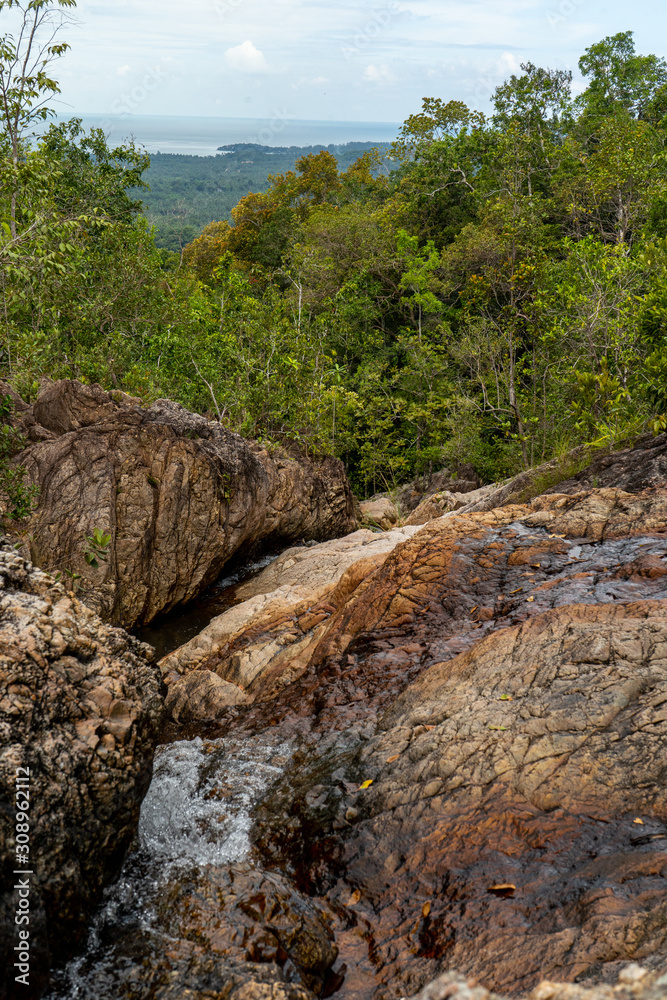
46,734,294,999
46,552,299,1000
133,553,278,660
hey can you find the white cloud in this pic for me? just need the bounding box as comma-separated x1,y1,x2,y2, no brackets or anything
224,40,270,74
42,0,659,123
363,63,395,83
498,51,521,74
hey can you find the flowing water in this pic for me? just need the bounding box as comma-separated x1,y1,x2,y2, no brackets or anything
47,552,296,999
46,734,293,998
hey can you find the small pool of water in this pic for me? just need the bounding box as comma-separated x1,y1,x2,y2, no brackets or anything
133,554,277,659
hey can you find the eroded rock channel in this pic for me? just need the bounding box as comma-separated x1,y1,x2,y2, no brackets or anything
2,387,667,1000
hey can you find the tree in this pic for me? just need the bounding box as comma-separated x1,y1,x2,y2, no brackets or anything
0,0,77,236
492,62,572,196
577,31,667,122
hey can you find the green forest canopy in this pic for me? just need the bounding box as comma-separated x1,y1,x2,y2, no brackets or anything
2,19,667,496
135,143,394,251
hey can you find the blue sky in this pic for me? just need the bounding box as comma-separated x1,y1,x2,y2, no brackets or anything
14,0,667,123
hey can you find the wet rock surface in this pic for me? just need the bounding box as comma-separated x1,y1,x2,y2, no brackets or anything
33,480,667,1000
45,735,339,1000
0,542,163,997
236,490,667,998
15,380,356,627
160,527,420,720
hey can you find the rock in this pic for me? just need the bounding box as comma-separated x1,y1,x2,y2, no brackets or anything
245,488,667,997
460,435,667,518
397,465,482,514
402,437,667,528
408,966,667,1000
50,860,339,1000
160,527,421,719
0,542,164,992
165,669,252,723
359,497,400,531
547,433,667,496
405,484,498,526
14,380,356,627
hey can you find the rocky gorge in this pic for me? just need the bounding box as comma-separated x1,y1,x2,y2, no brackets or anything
1,382,667,1000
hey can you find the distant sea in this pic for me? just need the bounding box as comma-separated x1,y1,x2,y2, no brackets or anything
53,114,400,156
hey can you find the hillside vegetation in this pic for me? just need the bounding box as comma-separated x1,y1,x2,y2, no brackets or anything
2,25,667,495
136,144,394,250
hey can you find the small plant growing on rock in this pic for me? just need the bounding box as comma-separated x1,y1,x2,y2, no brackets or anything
84,528,112,569
0,395,39,521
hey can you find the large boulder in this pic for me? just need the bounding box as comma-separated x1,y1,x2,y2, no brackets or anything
12,380,356,627
0,543,163,997
359,497,400,530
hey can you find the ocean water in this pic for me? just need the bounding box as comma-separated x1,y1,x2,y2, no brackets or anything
52,113,400,156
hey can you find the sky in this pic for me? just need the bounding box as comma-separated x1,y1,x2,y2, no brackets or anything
9,0,667,124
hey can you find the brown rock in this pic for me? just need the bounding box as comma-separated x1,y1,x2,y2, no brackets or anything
460,436,667,518
402,436,667,529
405,484,498,526
165,669,252,722
397,466,482,514
160,527,421,719
245,489,667,997
360,498,400,530
408,966,667,1000
52,860,339,1000
15,380,356,627
0,542,164,987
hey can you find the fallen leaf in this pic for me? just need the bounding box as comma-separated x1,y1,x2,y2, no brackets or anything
526,596,535,602
508,587,523,595
470,606,478,614
489,725,508,731
532,564,542,569
386,754,401,763
358,779,373,790
424,725,436,730
634,818,645,825
488,883,516,898
421,902,431,918
347,889,361,905
499,694,512,701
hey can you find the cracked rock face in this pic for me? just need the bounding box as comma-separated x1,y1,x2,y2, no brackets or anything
15,380,356,628
407,966,667,1000
234,489,667,998
0,543,164,993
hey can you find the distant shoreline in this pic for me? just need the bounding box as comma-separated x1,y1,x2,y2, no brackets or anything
50,113,401,157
